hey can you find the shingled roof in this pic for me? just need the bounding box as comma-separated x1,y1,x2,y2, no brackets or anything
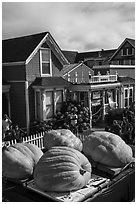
61,63,82,75
62,50,78,63
32,76,71,87
75,49,116,63
2,32,69,65
126,38,135,47
3,32,48,63
118,76,135,84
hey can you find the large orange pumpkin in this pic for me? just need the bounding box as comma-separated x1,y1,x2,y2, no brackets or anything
83,131,133,167
34,146,91,192
2,143,43,180
43,129,83,151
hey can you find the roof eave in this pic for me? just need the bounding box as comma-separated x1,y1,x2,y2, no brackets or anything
25,32,70,66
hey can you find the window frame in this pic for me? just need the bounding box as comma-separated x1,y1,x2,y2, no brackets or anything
40,48,52,76
56,89,63,112
124,87,133,107
121,47,134,56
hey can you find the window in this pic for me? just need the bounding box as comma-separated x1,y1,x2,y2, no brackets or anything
40,49,51,75
129,88,133,106
124,87,133,107
46,91,53,118
124,88,128,107
121,47,134,56
56,90,63,112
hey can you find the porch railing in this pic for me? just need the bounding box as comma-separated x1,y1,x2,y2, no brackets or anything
67,74,117,84
89,75,117,83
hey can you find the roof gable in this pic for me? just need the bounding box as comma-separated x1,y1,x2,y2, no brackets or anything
2,32,69,66
110,38,135,61
61,62,93,76
75,49,116,62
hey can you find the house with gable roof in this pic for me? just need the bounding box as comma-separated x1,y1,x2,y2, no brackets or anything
62,38,135,119
2,33,135,130
2,32,71,129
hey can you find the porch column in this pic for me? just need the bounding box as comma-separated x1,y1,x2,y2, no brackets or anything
115,88,118,108
25,81,30,132
102,90,105,120
53,88,56,115
42,90,46,120
88,90,92,128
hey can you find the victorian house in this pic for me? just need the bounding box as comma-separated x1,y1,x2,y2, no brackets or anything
2,32,135,129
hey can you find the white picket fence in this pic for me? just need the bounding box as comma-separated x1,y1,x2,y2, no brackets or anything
2,131,86,149
3,132,45,149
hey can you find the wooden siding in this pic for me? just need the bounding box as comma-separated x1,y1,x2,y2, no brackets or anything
9,82,26,128
2,64,26,81
26,49,63,82
64,64,94,83
26,51,40,81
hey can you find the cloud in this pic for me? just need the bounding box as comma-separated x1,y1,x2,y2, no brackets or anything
2,2,135,52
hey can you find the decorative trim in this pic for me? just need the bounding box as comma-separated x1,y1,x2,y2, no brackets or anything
47,33,70,65
40,48,52,77
25,33,48,65
25,81,30,132
25,32,69,66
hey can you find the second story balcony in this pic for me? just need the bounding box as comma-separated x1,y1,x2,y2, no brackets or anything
89,74,117,83
66,71,118,84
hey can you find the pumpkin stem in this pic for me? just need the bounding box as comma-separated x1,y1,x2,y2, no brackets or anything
79,168,86,175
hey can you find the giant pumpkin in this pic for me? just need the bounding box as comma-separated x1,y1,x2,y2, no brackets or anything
83,131,133,168
2,143,43,180
34,146,91,192
43,129,83,152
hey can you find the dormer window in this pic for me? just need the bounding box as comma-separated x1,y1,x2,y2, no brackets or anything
121,47,134,56
40,48,52,76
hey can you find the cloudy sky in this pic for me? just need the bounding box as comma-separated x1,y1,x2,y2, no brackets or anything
2,1,135,52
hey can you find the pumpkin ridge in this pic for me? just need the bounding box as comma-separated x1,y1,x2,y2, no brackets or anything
34,146,91,192
11,144,34,161
37,155,81,170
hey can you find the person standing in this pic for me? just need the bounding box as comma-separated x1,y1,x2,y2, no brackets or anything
2,114,12,140
14,125,24,143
